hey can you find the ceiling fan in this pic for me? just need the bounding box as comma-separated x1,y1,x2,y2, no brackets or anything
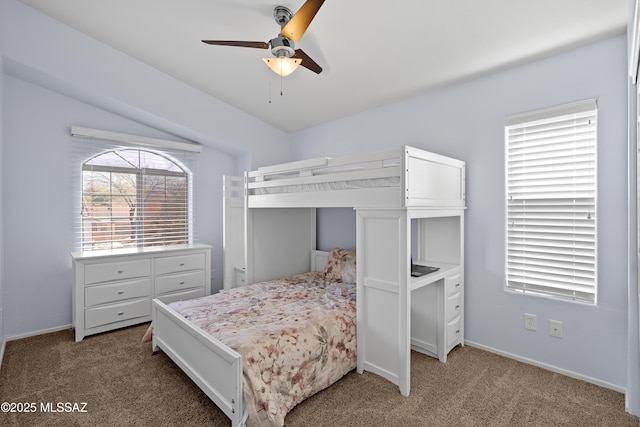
202,0,324,77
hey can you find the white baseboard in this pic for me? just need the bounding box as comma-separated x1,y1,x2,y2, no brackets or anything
465,340,625,394
6,324,73,342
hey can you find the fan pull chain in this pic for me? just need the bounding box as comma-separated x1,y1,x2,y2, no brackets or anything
267,66,272,103
266,63,288,103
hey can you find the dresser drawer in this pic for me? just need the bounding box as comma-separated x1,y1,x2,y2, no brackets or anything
447,316,462,348
446,291,462,321
85,298,151,329
155,288,205,305
155,270,205,295
154,253,205,275
85,278,151,307
84,259,151,285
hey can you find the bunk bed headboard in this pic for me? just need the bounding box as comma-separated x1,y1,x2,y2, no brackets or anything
246,207,317,285
311,250,329,272
224,176,319,288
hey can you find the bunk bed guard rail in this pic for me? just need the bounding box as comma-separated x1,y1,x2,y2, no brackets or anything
245,145,465,209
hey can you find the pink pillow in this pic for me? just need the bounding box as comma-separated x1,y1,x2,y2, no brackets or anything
323,248,356,284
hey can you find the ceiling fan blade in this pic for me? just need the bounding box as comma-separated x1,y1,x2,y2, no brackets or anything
201,40,269,49
281,0,325,42
293,49,323,74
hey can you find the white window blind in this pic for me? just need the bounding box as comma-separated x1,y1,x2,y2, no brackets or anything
505,99,597,303
71,129,198,252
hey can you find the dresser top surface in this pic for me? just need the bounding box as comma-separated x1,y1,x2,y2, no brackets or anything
71,243,212,261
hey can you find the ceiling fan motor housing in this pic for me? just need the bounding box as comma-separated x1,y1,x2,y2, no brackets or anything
270,34,295,58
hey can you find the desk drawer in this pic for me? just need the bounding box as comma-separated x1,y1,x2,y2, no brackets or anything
447,316,462,348
445,273,462,296
155,270,205,295
446,291,462,321
154,253,205,275
85,278,151,306
85,259,150,285
85,298,151,329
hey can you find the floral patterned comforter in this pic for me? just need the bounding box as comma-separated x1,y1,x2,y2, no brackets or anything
167,272,357,427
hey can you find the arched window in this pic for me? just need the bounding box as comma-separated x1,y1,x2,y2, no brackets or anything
81,148,190,251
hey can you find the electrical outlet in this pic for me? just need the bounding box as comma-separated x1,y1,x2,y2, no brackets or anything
211,269,216,280
549,319,563,338
524,313,537,331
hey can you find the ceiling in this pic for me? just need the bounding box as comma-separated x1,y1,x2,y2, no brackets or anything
17,0,628,133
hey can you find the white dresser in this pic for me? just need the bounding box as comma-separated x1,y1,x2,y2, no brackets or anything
72,243,211,341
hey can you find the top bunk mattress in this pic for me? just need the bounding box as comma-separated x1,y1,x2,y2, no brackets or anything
251,176,401,195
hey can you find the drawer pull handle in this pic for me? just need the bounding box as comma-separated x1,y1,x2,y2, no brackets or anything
179,281,185,285
117,312,124,316
455,305,460,309
455,329,460,334
117,270,124,274
117,291,124,295
455,283,460,287
179,263,185,266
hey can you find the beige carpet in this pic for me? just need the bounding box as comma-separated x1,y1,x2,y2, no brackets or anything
0,323,637,426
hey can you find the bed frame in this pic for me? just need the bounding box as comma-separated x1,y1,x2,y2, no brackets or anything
151,250,329,427
154,145,466,426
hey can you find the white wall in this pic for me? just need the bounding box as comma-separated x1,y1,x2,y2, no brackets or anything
626,0,639,415
0,53,5,350
315,208,356,252
0,0,293,338
292,35,629,390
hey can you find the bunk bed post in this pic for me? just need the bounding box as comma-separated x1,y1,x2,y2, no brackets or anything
223,175,245,289
356,208,412,396
244,171,254,286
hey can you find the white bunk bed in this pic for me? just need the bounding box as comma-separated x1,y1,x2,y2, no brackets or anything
152,145,466,427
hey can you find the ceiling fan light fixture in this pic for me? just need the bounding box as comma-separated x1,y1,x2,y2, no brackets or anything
263,57,302,77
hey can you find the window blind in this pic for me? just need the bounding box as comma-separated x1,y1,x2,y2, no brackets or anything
71,130,198,252
505,99,597,303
